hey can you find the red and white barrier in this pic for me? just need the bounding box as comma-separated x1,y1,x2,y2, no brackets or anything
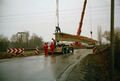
34,48,40,55
7,48,24,54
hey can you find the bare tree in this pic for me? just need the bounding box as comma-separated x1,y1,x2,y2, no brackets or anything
29,33,43,49
11,34,18,42
10,31,30,48
10,32,43,49
97,26,102,45
103,27,120,70
0,34,10,51
103,31,110,41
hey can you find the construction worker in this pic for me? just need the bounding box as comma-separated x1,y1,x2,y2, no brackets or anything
50,42,55,56
55,26,61,33
52,38,56,48
43,42,48,56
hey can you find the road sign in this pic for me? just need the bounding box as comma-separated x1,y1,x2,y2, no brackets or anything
7,48,24,54
34,48,40,55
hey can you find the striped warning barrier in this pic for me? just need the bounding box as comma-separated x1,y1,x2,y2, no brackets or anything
7,48,24,54
34,48,40,55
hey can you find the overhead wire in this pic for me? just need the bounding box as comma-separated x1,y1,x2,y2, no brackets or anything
0,4,119,23
0,4,119,18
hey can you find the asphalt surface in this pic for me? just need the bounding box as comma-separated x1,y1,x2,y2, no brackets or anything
0,49,92,81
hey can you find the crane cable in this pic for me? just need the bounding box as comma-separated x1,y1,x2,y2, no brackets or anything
56,0,59,27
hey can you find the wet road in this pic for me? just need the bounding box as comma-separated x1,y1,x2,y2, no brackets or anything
0,49,92,81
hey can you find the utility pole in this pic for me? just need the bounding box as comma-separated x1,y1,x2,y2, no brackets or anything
110,0,115,80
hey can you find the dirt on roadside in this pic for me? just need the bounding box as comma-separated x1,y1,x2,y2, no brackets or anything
66,47,120,81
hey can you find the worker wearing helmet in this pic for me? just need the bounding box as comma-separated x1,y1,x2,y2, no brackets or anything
43,42,48,56
55,26,61,33
52,38,56,48
50,42,55,56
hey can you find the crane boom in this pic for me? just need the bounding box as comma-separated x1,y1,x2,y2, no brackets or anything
77,0,87,36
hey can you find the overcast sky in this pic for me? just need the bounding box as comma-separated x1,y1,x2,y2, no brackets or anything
0,0,120,41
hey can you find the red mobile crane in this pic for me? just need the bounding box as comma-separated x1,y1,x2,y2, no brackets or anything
76,0,87,36
75,0,87,47
54,0,97,50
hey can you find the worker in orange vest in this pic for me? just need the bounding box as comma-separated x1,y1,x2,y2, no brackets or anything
50,42,55,56
43,42,48,56
52,38,56,48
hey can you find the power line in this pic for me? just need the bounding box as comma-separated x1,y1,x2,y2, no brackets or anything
0,4,119,23
0,4,119,18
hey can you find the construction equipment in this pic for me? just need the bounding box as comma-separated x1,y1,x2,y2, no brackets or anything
75,0,87,47
54,0,97,47
49,0,74,54
53,0,97,53
55,32,97,44
76,0,87,36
